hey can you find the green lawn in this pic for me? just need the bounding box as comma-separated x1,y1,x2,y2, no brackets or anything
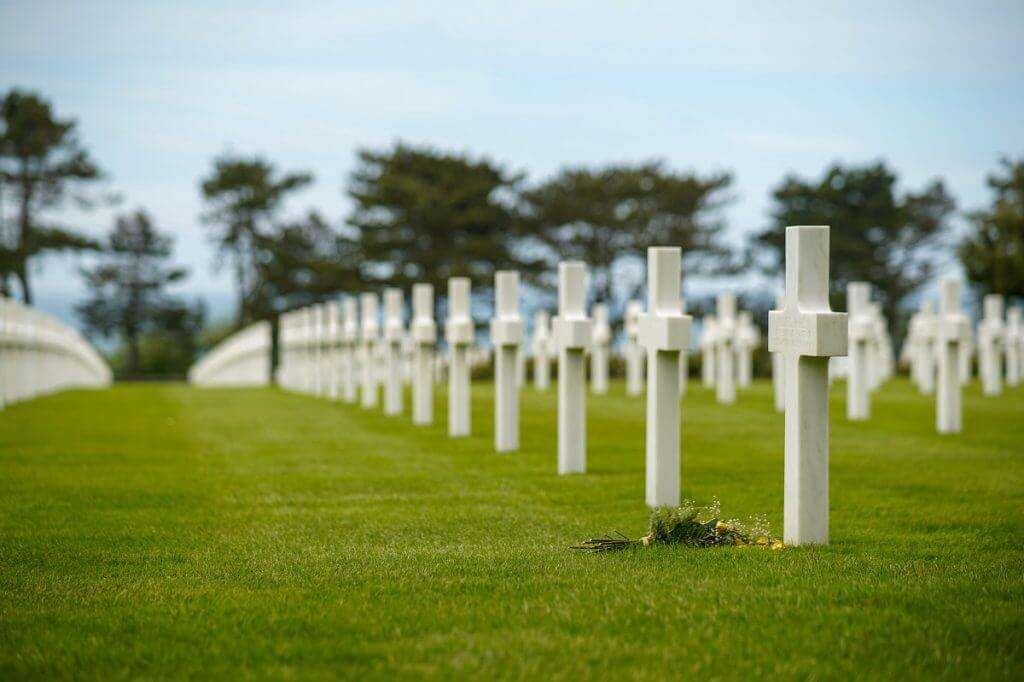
1,378,1022,679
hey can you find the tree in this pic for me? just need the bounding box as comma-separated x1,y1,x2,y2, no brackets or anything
752,162,955,332
521,162,733,317
959,158,1024,301
347,142,532,309
0,89,103,302
199,154,312,326
77,210,193,378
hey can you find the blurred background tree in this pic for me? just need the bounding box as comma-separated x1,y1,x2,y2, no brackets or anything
199,154,312,326
77,210,201,379
959,158,1024,302
0,88,105,302
752,161,956,335
347,142,534,317
521,162,733,320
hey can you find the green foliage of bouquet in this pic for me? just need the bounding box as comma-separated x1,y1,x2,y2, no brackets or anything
571,499,782,553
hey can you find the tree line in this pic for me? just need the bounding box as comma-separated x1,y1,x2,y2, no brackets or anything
2,88,1021,378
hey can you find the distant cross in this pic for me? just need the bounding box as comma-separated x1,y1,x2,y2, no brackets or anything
553,262,591,474
935,279,969,434
715,294,737,404
846,282,872,421
979,294,1005,396
768,226,848,546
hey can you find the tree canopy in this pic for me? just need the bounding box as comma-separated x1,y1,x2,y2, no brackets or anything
959,158,1024,302
753,161,955,330
0,88,103,302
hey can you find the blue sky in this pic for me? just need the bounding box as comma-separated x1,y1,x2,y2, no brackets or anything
2,0,1022,325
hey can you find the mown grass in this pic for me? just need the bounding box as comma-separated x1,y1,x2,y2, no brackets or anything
1,377,1022,679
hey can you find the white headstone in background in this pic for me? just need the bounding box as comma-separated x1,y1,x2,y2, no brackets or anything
492,271,523,452
959,328,973,385
979,294,1005,396
736,310,759,389
768,226,848,546
313,304,326,397
639,247,692,507
867,303,886,391
554,262,591,474
411,283,437,426
846,282,872,421
771,291,785,412
446,278,473,436
700,315,717,388
936,279,969,434
917,301,937,395
624,300,644,396
383,288,405,415
678,299,689,398
532,310,552,391
341,297,359,403
715,294,737,404
591,304,611,395
359,293,379,408
1006,308,1022,387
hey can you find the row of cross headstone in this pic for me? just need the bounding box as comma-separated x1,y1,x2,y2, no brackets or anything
846,281,1021,434
188,321,272,387
266,226,848,546
0,295,112,409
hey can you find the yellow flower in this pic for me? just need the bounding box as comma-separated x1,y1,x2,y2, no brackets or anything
771,541,784,550
755,536,769,546
715,521,730,533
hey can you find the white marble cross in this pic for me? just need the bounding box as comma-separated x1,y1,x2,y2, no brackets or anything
768,226,848,546
359,293,379,408
715,293,737,404
491,271,523,452
916,301,937,395
936,278,970,434
700,316,717,388
624,300,644,396
1006,308,1022,387
677,299,689,398
532,310,552,391
411,284,437,425
383,288,405,415
979,294,1005,396
867,303,886,391
446,278,473,436
736,311,759,390
341,296,359,403
554,262,592,474
771,291,785,413
639,247,692,507
591,304,611,395
846,282,872,421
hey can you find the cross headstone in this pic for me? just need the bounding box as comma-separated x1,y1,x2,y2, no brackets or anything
1006,308,1022,387
700,315,717,388
736,311,759,389
313,304,326,397
916,301,937,395
867,303,886,391
771,291,785,413
846,282,872,421
554,262,591,474
768,226,848,546
979,294,1005,396
341,296,359,403
359,293,379,408
492,271,523,452
639,247,692,507
383,288,405,415
591,304,611,395
532,311,552,390
936,278,969,434
677,299,689,398
959,328,973,385
625,300,644,396
715,293,737,404
446,278,473,436
411,283,437,425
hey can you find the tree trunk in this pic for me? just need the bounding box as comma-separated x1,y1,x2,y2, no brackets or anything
16,265,32,304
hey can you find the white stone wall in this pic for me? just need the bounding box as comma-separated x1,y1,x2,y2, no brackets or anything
0,296,112,408
187,321,272,387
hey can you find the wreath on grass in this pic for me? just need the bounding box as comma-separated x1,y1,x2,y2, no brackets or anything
571,499,783,552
